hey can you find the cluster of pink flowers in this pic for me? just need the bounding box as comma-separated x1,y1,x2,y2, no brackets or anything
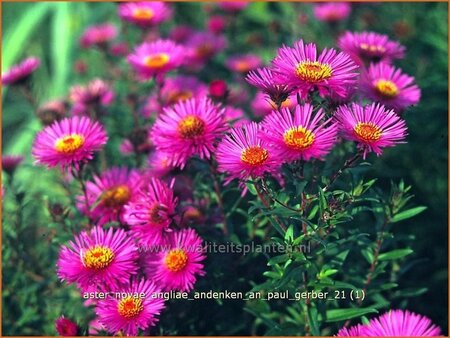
17,1,432,336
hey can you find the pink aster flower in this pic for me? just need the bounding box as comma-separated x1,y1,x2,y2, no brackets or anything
37,99,67,126
335,102,407,159
246,67,293,106
124,178,177,247
69,78,115,115
2,155,24,175
128,40,185,80
216,122,281,186
151,98,227,168
77,167,142,226
32,116,108,169
360,309,441,336
218,1,249,12
224,106,249,126
338,31,405,65
95,279,165,336
169,25,195,43
260,103,338,163
251,91,297,117
147,151,176,178
336,324,364,336
118,2,172,28
361,62,421,112
226,54,262,74
55,316,79,336
185,31,227,68
143,75,208,117
80,23,118,49
313,2,351,23
2,57,40,85
207,15,226,34
57,226,139,291
272,39,359,99
143,228,206,291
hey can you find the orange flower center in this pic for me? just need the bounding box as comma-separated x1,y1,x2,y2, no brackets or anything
167,90,193,105
235,60,251,73
83,246,115,270
132,8,154,20
144,53,170,69
296,61,333,83
164,249,188,272
240,146,269,166
354,122,382,142
283,127,315,150
118,297,144,319
196,44,214,58
101,185,131,208
54,134,85,154
360,43,386,54
374,79,398,98
269,98,292,110
177,115,205,138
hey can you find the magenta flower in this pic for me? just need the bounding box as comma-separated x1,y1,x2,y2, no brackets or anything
207,15,226,34
124,178,177,247
223,106,249,126
314,2,351,22
2,155,24,175
246,67,293,106
218,1,249,12
55,316,79,336
143,75,208,116
77,167,142,226
118,2,172,28
143,228,206,291
95,279,165,336
336,324,364,336
57,226,139,291
335,103,407,159
216,122,281,186
128,40,185,80
361,62,421,112
272,39,359,99
251,91,297,117
260,104,338,163
147,151,176,177
151,98,227,168
361,310,441,336
226,54,262,73
80,23,118,49
2,57,40,85
32,116,108,169
338,31,405,65
69,78,115,115
185,31,227,68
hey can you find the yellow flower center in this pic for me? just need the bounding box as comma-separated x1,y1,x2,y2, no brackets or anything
177,115,205,139
283,127,315,150
374,79,399,98
118,297,144,319
240,146,269,166
295,61,333,83
164,249,188,272
354,122,382,142
360,43,386,54
54,134,85,154
167,90,193,105
83,246,115,270
149,203,165,224
132,8,154,20
101,185,131,208
144,53,170,69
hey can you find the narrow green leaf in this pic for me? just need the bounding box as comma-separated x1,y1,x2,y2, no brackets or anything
325,308,378,323
307,306,321,336
378,248,413,261
391,206,427,223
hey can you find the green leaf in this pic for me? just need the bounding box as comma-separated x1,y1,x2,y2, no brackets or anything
378,248,413,261
307,306,321,336
267,254,289,266
325,308,378,323
361,248,374,264
284,224,294,242
391,206,427,223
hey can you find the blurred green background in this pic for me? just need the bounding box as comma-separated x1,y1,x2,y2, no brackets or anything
2,2,448,335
